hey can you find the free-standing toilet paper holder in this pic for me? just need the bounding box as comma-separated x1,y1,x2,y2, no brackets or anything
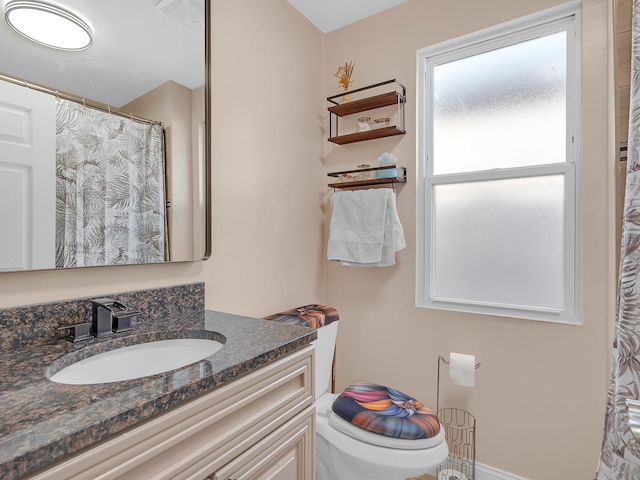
435,355,481,480
436,355,481,413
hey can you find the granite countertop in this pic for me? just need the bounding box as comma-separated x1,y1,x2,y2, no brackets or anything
0,309,316,480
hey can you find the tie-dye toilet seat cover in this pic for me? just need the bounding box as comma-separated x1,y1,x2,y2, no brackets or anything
262,304,339,329
332,382,441,440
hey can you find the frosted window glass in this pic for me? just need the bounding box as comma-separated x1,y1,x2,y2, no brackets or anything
433,32,567,175
432,175,565,309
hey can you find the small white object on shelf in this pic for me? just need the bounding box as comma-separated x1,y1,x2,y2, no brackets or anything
358,116,371,131
377,152,397,165
374,117,390,128
357,164,374,180
377,152,398,178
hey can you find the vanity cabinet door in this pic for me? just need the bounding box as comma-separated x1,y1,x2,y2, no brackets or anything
210,406,315,480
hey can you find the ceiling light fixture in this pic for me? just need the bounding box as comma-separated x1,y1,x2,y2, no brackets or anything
4,1,92,51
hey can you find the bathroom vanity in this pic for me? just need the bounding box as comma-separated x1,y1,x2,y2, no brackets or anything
27,345,315,480
0,285,317,480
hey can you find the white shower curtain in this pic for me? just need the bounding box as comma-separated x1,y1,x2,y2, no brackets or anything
55,99,167,267
597,1,640,477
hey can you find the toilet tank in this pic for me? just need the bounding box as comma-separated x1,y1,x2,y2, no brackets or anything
312,321,339,399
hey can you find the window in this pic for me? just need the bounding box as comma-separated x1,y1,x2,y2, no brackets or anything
416,4,581,324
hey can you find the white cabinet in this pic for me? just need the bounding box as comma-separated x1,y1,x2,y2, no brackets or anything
26,346,315,480
210,408,314,480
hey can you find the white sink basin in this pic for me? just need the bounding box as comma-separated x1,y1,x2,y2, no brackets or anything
49,338,224,385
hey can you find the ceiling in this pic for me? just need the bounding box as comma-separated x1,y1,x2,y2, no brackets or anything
0,0,204,106
286,0,408,33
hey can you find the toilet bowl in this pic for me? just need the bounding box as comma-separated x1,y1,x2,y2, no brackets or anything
312,322,448,480
316,391,447,480
262,306,448,480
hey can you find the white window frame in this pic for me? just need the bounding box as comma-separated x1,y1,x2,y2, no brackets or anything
416,2,582,324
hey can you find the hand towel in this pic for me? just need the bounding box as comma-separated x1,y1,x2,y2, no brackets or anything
327,189,389,264
328,189,405,267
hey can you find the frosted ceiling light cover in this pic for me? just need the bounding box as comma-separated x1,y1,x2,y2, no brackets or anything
4,1,92,51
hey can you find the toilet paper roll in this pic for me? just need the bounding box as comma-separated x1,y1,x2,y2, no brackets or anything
449,352,476,388
438,469,469,480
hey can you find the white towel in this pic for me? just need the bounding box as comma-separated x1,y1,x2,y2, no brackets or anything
328,189,406,267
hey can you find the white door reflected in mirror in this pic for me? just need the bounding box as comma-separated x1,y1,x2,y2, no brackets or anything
0,81,55,271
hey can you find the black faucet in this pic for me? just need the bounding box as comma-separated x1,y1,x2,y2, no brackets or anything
91,298,137,337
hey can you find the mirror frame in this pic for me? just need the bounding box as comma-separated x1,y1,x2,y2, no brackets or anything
202,0,212,262
0,0,211,271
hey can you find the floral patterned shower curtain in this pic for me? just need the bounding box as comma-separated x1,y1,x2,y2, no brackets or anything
55,99,167,267
597,1,640,477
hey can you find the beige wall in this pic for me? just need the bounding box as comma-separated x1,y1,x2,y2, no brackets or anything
206,0,325,316
0,0,326,319
323,0,613,479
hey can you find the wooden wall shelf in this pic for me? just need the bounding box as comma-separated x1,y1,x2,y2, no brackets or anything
328,126,406,145
328,92,405,117
328,165,407,189
327,79,406,145
328,177,407,189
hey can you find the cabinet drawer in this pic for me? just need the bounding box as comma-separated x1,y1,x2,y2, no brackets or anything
210,407,315,480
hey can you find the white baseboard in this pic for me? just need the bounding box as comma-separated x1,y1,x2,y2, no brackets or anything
476,462,530,480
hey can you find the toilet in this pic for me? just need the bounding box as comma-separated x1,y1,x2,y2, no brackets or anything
263,306,448,480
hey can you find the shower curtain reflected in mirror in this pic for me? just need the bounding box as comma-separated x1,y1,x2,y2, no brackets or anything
597,0,640,477
55,99,168,267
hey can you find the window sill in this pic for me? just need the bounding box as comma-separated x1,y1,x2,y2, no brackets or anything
416,298,582,325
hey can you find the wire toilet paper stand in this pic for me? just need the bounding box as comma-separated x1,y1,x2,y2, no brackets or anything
435,355,481,480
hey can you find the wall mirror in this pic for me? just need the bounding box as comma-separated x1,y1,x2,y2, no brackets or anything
0,0,210,272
